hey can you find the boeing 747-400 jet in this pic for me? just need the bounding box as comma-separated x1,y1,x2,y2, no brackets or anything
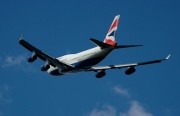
19,15,170,78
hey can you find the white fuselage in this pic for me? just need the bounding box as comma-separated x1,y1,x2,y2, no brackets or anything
47,46,113,76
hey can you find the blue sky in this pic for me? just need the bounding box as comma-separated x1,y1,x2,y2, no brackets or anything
0,0,179,116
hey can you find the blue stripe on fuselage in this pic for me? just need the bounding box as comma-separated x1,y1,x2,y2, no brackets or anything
49,56,105,75
72,56,105,69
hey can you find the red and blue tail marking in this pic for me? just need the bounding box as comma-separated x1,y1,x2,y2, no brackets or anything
104,15,120,47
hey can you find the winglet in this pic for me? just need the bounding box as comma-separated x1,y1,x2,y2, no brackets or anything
20,34,23,40
166,54,171,60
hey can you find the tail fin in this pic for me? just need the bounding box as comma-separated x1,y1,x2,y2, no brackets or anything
104,15,120,47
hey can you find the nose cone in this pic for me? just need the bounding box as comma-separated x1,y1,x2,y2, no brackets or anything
47,67,63,76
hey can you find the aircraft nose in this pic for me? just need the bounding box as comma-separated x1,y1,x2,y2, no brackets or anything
47,68,63,76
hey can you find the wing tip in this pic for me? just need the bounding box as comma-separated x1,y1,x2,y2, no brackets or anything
19,34,23,40
19,34,24,44
166,54,171,60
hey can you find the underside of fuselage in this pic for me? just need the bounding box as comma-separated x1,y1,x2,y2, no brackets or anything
48,56,108,76
48,47,113,76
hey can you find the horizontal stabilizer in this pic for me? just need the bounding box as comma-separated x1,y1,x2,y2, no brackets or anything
114,45,142,49
90,38,112,48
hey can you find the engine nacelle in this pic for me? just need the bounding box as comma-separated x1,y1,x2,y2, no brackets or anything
96,70,106,78
27,53,37,62
41,64,50,71
125,67,136,75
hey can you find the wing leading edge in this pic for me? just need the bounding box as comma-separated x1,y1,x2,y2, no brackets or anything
19,37,74,69
87,54,171,71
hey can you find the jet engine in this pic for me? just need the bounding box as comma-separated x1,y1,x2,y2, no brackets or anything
41,64,50,71
125,67,136,75
27,53,37,62
96,70,106,78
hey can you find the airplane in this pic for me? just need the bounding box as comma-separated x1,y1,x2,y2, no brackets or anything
19,15,170,78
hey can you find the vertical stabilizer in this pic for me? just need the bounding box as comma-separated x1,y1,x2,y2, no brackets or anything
104,15,120,47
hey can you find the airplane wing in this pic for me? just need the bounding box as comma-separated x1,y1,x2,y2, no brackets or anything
19,37,74,69
87,55,171,71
